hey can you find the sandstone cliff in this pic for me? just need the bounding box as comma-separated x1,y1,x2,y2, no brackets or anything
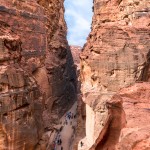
0,0,76,149
70,46,81,66
70,45,81,93
80,0,150,149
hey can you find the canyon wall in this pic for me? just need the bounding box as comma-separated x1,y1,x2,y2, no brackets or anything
70,46,86,150
37,0,77,128
0,0,76,149
70,45,81,93
80,0,150,149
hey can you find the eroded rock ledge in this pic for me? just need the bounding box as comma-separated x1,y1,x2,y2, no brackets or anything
80,0,150,149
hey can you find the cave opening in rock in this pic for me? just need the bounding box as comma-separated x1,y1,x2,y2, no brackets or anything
64,0,93,47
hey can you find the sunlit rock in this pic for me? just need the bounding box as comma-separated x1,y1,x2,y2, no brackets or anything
80,0,150,149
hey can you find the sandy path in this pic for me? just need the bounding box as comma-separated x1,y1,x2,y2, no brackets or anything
55,102,77,150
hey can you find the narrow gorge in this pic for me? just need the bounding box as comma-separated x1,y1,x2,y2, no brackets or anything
0,0,150,150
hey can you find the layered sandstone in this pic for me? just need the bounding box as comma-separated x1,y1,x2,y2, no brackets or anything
80,0,150,149
0,0,76,149
0,21,43,150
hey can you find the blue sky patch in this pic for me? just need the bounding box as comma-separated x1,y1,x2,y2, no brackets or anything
64,0,93,47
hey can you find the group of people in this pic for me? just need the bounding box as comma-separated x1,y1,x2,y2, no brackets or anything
53,134,63,150
64,112,76,125
66,112,74,119
52,111,77,150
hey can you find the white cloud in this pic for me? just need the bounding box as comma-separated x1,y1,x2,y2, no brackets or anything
64,0,93,46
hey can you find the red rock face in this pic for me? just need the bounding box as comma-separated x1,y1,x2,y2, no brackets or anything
0,0,77,149
70,45,81,65
94,83,150,150
70,45,81,93
37,0,77,127
0,22,43,150
115,83,150,150
80,0,150,149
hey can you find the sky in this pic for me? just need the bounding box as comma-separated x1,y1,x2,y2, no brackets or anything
64,0,93,47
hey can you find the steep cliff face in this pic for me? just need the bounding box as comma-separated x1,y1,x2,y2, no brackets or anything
80,0,150,149
70,46,81,66
0,0,76,149
37,0,77,128
70,45,81,93
0,21,43,150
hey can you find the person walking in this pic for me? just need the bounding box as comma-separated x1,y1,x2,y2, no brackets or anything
80,141,83,147
52,142,55,150
71,113,73,119
70,121,72,125
59,139,62,145
65,120,68,125
57,139,60,145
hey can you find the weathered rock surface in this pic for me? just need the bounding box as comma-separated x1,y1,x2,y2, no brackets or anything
70,45,81,92
0,22,43,150
80,0,150,149
37,0,77,128
70,46,86,150
70,46,81,66
0,0,77,149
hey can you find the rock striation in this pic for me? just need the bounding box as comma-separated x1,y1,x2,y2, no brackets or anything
0,21,44,150
0,0,77,149
80,0,150,149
